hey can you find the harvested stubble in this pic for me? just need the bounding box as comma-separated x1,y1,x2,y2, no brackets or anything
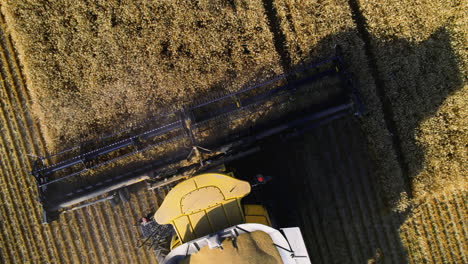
399,188,468,263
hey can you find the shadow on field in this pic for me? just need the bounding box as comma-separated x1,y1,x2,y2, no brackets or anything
363,28,463,188
230,27,462,263
299,27,462,197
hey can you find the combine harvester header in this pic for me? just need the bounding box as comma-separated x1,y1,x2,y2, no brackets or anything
31,47,363,223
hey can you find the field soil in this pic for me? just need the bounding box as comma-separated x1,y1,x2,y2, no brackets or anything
0,0,466,263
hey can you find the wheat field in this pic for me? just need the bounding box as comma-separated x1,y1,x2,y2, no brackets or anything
0,0,466,263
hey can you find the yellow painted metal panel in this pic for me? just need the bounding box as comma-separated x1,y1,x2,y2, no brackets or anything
224,200,244,226
181,186,224,214
244,204,272,226
193,174,250,198
206,205,230,232
155,173,250,224
155,179,197,223
170,235,181,250
245,215,270,226
188,211,213,238
154,173,251,243
173,216,195,242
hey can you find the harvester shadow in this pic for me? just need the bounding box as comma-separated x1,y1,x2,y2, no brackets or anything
231,27,462,264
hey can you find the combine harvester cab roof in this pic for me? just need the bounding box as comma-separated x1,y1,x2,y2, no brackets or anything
30,47,363,223
154,173,251,242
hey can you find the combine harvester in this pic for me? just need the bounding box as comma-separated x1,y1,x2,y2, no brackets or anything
31,47,363,263
140,172,312,263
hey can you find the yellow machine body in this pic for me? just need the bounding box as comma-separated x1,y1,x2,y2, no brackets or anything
244,204,272,226
154,173,253,244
